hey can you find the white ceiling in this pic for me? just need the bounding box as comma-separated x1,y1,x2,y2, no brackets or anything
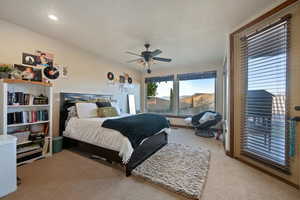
0,0,283,71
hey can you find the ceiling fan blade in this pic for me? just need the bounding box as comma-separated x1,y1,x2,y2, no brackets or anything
127,58,144,63
150,49,162,57
125,51,142,57
153,57,172,62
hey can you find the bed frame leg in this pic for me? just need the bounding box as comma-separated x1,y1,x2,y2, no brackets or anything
126,169,132,177
106,159,113,164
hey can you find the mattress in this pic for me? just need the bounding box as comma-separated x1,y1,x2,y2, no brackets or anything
63,114,170,163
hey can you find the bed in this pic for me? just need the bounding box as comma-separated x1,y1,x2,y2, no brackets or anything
59,92,169,176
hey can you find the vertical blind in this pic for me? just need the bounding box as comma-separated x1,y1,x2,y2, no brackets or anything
240,15,291,172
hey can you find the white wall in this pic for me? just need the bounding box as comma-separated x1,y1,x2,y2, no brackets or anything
141,65,224,126
0,19,142,136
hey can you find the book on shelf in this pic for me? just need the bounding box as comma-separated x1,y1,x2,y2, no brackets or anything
17,148,43,159
12,130,31,144
7,92,48,106
17,144,41,154
17,150,43,164
7,110,49,125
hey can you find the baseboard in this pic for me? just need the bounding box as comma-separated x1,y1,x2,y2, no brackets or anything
236,157,299,189
170,124,193,129
225,150,234,157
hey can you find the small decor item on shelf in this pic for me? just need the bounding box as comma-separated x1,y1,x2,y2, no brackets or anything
33,94,48,105
29,132,45,141
43,65,60,80
22,53,37,66
0,64,13,79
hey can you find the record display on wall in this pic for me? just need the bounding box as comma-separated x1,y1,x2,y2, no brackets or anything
107,72,114,80
44,66,60,80
128,77,133,84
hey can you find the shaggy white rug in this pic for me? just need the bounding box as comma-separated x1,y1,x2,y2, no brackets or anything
132,143,210,199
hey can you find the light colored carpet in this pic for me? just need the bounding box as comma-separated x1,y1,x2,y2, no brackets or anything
2,128,300,200
133,143,210,199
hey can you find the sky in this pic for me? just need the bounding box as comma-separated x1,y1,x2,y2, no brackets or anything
248,54,286,96
156,78,215,97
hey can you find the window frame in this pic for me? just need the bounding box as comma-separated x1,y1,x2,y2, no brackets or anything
177,77,217,116
144,71,218,117
239,16,291,172
145,80,176,115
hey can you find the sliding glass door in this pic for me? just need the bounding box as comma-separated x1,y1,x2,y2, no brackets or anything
240,17,290,171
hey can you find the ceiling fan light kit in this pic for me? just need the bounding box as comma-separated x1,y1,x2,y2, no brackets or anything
126,43,172,74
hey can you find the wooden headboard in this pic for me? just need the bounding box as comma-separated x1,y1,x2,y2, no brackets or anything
59,92,113,136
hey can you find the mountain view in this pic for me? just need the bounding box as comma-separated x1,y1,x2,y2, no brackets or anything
147,93,215,115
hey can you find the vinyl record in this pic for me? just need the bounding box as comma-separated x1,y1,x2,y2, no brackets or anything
128,77,132,84
107,72,114,80
44,66,60,80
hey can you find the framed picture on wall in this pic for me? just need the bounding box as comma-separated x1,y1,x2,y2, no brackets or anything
119,75,125,83
14,64,42,82
35,50,54,67
22,53,37,66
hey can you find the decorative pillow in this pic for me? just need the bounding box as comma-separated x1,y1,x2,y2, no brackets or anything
98,107,119,117
199,112,217,124
76,103,98,118
88,98,110,103
184,117,192,125
96,101,111,108
67,106,77,118
65,106,77,127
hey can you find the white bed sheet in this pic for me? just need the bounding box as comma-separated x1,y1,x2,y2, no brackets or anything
63,114,170,163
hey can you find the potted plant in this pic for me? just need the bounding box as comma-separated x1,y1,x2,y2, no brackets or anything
0,64,13,79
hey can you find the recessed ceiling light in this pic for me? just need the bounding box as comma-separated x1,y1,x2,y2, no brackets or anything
48,14,58,21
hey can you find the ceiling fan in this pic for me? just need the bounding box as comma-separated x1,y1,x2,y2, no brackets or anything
126,43,172,74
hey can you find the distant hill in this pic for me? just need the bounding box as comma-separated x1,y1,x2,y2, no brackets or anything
147,93,214,113
180,93,214,109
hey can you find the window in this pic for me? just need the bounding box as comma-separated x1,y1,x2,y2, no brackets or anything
241,16,290,171
179,78,215,115
145,75,174,114
146,81,174,113
145,72,216,116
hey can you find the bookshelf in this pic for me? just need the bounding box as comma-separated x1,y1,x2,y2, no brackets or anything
7,121,49,128
0,79,53,165
8,104,49,108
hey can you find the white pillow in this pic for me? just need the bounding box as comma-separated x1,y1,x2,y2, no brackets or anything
111,102,121,115
184,117,192,125
199,112,217,124
76,103,98,118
